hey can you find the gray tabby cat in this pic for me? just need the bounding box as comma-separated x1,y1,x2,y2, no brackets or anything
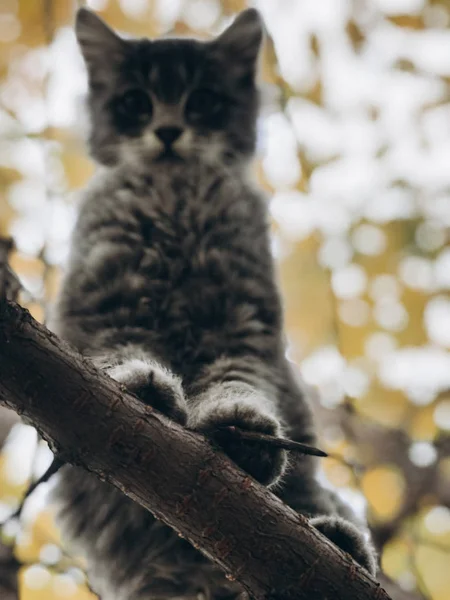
50,8,377,600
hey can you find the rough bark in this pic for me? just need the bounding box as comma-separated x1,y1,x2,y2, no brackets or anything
0,301,392,600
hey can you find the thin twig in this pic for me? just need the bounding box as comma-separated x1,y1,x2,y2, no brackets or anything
0,238,21,307
215,426,328,457
1,456,64,524
0,238,12,303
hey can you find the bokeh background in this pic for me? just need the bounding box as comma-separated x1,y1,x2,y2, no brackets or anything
1,1,449,599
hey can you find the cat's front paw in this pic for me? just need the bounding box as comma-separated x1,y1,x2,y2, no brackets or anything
107,359,188,425
311,515,377,576
190,398,287,486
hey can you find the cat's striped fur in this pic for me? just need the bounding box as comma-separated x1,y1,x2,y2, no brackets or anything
50,9,376,600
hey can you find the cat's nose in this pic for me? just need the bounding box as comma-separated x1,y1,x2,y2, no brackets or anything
155,126,183,146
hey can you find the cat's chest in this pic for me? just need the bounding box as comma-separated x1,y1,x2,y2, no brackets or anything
118,198,239,361
130,193,230,278
126,195,235,313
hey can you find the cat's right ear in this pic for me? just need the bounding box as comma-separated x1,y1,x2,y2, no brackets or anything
212,9,264,79
75,9,125,84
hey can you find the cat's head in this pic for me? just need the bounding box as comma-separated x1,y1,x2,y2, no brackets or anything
75,8,264,168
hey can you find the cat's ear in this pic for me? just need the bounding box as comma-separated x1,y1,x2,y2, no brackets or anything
213,9,264,77
75,8,126,84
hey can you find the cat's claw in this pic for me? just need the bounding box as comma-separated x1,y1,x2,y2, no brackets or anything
106,359,188,425
190,399,287,486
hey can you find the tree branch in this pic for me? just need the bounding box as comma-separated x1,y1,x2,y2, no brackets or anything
0,300,392,600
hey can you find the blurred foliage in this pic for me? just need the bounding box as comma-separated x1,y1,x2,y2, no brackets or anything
0,1,449,599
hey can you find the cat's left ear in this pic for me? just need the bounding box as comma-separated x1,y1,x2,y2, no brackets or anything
76,8,126,85
212,9,264,78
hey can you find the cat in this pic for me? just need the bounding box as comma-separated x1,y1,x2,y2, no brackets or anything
49,8,377,600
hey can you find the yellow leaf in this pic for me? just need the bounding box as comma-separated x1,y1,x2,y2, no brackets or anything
260,36,280,86
0,453,28,501
280,236,334,357
16,511,61,565
26,303,45,323
0,168,21,236
346,20,365,51
99,0,160,38
322,458,353,488
357,387,408,428
19,566,53,600
0,167,22,190
45,267,62,301
409,405,438,441
9,252,44,279
221,0,247,15
388,15,424,29
0,199,16,237
415,545,450,600
17,0,73,48
362,465,405,522
381,536,411,579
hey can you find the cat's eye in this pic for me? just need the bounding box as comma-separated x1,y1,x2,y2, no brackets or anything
118,89,153,118
186,89,223,118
